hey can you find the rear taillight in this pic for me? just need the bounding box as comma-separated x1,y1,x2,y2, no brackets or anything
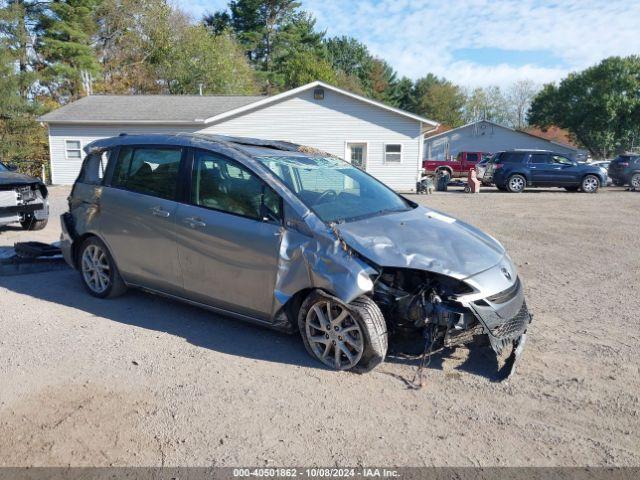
494,163,504,170
619,162,629,167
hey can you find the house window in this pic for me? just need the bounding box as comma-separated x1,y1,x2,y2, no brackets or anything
384,144,402,163
65,140,82,159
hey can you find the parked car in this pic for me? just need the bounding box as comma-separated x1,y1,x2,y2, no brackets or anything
484,150,606,193
0,161,49,230
422,151,489,178
607,154,640,189
62,134,531,373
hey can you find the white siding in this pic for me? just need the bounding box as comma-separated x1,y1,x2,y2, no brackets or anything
48,124,199,185
47,88,422,189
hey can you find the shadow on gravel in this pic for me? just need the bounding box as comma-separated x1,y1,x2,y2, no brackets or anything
1,270,507,380
384,334,512,383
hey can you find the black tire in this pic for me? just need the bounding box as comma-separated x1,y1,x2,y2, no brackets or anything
581,174,599,193
77,236,127,299
20,215,48,231
298,291,387,373
564,186,579,192
506,174,526,193
630,173,640,190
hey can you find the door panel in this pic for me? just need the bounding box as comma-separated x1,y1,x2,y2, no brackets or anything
528,153,554,184
98,146,184,294
99,188,181,293
174,205,281,318
174,149,282,319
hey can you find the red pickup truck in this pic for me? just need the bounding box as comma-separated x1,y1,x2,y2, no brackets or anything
422,151,489,177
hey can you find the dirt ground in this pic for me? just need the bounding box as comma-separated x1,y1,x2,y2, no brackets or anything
0,186,638,467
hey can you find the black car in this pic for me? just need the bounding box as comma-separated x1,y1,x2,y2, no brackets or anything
607,154,640,189
485,150,606,193
0,162,49,230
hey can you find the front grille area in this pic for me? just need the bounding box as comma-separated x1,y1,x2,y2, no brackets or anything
490,300,531,338
487,277,520,304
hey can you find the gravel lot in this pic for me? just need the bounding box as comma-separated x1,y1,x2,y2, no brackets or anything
0,186,638,467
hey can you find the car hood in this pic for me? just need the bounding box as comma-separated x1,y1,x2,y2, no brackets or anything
335,206,506,279
0,171,43,187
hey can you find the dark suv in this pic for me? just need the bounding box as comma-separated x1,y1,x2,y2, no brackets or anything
607,154,640,189
485,150,606,193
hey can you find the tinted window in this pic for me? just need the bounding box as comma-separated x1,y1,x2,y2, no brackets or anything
466,153,479,162
0,162,7,172
112,147,181,200
529,153,550,164
192,150,281,221
501,152,526,163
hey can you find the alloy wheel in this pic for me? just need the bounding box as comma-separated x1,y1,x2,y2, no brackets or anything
304,300,364,370
508,176,525,192
631,174,640,189
81,244,111,294
582,176,599,193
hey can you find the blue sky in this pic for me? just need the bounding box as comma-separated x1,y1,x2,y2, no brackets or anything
174,0,640,88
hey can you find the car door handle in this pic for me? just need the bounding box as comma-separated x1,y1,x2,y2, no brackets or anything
150,206,171,218
184,217,206,228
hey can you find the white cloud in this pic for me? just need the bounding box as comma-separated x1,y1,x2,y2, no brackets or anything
176,0,640,88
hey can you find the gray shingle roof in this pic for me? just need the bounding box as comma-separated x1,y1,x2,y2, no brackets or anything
38,95,266,124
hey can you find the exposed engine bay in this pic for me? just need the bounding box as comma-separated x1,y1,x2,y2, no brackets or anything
371,267,532,376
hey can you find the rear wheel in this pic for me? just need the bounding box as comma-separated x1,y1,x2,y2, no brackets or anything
20,215,48,231
506,174,526,193
298,291,387,373
78,237,127,298
630,173,640,190
581,175,599,193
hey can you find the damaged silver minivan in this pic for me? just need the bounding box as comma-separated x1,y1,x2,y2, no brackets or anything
61,134,531,373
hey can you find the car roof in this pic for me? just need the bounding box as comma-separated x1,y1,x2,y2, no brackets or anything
83,133,330,158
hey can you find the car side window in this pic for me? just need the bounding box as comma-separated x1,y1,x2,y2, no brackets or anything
78,150,110,184
112,147,182,200
192,150,282,222
529,154,550,164
466,153,478,162
551,155,573,166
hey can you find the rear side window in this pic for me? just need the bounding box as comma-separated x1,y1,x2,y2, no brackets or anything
529,153,550,164
78,150,110,185
501,152,526,164
112,147,182,200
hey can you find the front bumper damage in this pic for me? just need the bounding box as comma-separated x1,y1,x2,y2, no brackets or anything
0,184,48,226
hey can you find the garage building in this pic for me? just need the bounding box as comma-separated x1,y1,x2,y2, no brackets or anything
39,81,438,191
424,120,579,161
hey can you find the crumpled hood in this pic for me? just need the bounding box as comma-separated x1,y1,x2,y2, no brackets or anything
0,171,43,187
335,206,506,279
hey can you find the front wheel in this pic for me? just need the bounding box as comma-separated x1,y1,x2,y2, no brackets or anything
298,291,387,373
581,175,599,193
78,237,127,298
507,174,526,193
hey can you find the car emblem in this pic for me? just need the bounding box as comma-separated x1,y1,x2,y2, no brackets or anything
501,267,512,280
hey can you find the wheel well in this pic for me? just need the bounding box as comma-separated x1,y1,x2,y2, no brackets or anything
582,173,602,184
71,233,98,269
436,166,453,176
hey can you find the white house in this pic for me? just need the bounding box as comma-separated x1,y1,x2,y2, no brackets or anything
39,81,439,191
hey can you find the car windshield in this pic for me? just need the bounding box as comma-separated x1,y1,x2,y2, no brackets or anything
0,162,7,172
256,154,413,223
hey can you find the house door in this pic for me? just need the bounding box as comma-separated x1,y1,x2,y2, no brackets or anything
347,143,367,170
